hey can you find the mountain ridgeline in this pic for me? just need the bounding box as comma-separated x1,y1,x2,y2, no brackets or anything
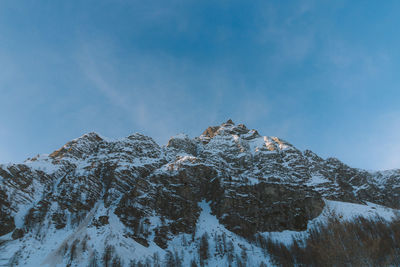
0,120,399,266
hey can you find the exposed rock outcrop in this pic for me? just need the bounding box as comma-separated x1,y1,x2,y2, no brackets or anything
0,120,399,266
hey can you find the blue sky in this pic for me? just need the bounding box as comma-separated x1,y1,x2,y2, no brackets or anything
0,0,400,170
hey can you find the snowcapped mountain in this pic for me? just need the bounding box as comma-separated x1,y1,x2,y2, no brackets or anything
0,120,399,266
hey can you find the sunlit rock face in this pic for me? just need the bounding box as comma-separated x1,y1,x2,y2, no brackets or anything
0,120,399,266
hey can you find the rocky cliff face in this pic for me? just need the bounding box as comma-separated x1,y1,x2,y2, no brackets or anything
0,120,399,266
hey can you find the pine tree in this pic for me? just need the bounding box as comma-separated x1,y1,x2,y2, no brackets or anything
88,252,98,267
152,252,161,267
164,250,175,267
199,233,209,266
103,245,114,267
190,258,198,267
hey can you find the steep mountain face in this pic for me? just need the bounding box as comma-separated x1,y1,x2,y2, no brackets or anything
0,120,399,266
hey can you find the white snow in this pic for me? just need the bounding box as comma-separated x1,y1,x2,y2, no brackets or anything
170,133,189,140
265,199,398,246
306,175,331,186
2,127,400,266
167,200,272,267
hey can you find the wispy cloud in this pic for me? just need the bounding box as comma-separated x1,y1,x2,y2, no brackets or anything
76,39,236,143
79,48,137,121
323,40,392,96
255,1,316,65
1,0,399,170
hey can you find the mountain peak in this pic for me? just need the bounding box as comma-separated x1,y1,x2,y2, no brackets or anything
200,120,250,140
1,121,400,266
225,119,235,125
49,132,104,159
79,132,103,142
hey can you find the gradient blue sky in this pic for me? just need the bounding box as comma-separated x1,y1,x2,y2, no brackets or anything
1,0,400,170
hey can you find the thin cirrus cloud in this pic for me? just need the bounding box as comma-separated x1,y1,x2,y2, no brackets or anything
75,40,235,144
0,0,400,170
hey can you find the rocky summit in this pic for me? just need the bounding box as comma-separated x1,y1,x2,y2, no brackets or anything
0,120,399,266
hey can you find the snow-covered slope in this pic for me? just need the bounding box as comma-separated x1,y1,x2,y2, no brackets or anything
1,120,399,266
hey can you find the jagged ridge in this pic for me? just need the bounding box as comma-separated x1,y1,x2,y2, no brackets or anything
0,120,399,266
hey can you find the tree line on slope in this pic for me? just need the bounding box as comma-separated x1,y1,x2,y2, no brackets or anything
75,232,254,267
256,212,400,267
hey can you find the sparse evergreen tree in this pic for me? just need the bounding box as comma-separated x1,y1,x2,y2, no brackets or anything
174,250,182,267
61,243,69,257
129,259,137,267
111,256,122,267
199,233,209,266
222,233,227,253
88,252,98,267
69,239,79,262
164,250,175,267
145,257,152,267
214,234,223,256
152,252,161,267
262,214,400,266
181,235,188,246
240,247,247,264
190,258,198,267
81,235,88,252
226,241,235,265
236,254,245,267
103,245,114,267
192,227,196,242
